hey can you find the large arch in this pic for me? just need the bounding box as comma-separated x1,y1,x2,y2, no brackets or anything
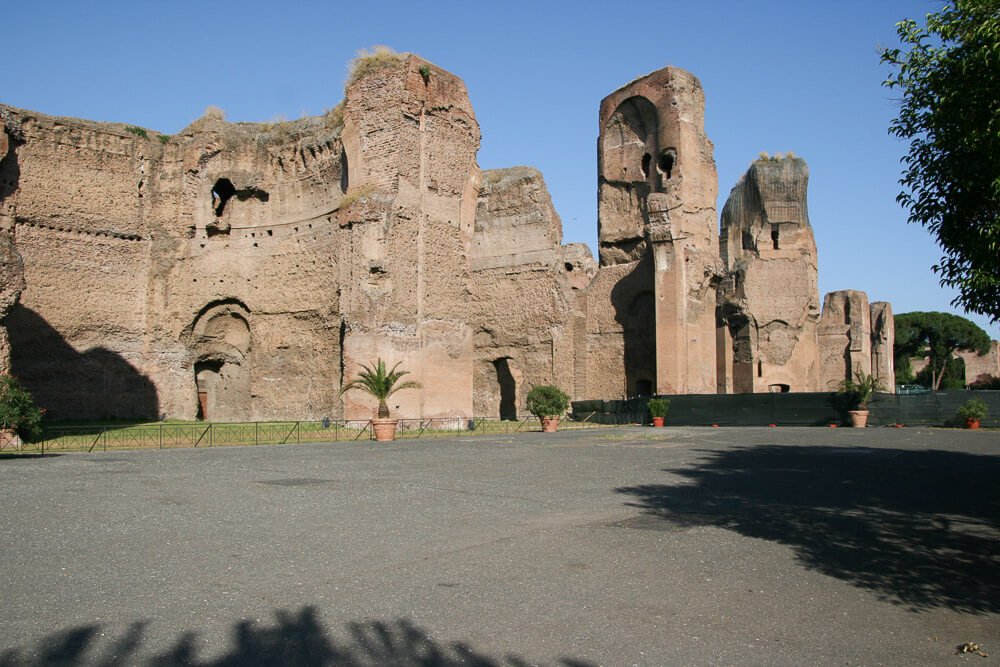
185,300,252,421
602,96,660,190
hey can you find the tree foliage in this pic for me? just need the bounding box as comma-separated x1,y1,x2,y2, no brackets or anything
339,358,421,419
525,385,570,419
881,1,1000,322
0,375,43,439
893,311,991,389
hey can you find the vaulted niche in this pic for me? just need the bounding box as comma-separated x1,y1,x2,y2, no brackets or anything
602,96,660,191
624,290,656,398
186,300,252,421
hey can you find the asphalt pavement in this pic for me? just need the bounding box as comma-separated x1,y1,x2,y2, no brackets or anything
1,425,998,666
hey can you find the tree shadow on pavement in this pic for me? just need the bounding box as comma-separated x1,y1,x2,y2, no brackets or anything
0,606,594,666
616,445,1000,614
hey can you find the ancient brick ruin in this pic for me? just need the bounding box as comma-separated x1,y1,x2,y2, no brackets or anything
0,55,897,421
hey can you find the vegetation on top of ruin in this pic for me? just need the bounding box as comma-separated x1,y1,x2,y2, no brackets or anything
347,45,407,87
334,184,377,211
482,166,542,187
755,151,799,162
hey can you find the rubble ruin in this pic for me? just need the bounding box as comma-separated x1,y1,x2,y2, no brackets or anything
0,54,896,421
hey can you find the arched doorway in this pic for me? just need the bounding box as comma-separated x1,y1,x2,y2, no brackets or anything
186,300,252,421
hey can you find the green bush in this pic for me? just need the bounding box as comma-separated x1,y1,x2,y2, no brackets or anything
526,385,569,419
647,397,670,418
0,375,43,439
957,399,988,422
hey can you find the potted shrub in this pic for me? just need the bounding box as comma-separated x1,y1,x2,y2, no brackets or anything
0,375,43,449
339,358,421,442
957,399,988,429
837,371,885,428
647,397,670,427
526,385,570,433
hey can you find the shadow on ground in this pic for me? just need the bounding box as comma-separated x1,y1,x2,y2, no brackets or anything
617,445,1000,614
0,607,592,666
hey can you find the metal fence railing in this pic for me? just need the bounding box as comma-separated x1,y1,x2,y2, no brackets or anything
1,415,606,455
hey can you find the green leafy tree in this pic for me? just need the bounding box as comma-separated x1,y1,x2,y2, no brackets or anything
339,358,421,419
915,355,966,390
894,311,991,390
880,1,1000,322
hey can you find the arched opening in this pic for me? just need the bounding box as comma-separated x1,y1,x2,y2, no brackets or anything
493,358,518,420
194,359,222,420
211,178,236,217
771,224,781,249
602,96,659,189
657,149,676,180
186,300,252,421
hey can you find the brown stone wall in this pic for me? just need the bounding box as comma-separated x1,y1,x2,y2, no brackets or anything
870,302,895,392
339,55,480,421
597,67,720,395
817,290,872,390
963,341,1000,384
470,167,595,416
718,157,821,393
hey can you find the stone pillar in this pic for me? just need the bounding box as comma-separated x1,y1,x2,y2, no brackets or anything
597,67,720,395
870,301,895,392
818,290,872,390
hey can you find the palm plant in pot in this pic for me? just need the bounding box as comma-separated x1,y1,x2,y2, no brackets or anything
340,359,421,442
837,371,885,428
957,399,987,429
647,397,670,427
526,385,570,433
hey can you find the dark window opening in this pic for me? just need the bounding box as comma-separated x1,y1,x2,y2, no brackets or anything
564,262,574,272
757,360,763,378
640,153,651,179
211,178,236,217
340,149,349,193
742,231,755,251
658,149,676,179
771,224,780,249
494,358,517,420
769,383,791,393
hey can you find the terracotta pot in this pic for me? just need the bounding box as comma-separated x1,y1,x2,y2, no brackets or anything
966,418,981,430
848,410,869,428
651,417,665,427
372,419,398,442
541,416,560,433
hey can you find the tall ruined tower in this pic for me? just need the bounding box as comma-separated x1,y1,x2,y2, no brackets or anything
594,67,719,395
717,156,821,393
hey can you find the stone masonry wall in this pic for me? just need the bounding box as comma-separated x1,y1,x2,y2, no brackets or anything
718,157,821,393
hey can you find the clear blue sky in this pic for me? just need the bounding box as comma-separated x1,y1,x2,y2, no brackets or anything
8,0,996,338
